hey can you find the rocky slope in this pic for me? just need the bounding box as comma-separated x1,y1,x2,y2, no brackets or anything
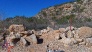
35,0,92,19
34,0,92,27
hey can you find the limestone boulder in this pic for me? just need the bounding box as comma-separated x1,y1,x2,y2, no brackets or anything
25,34,37,44
72,30,79,39
8,24,25,33
53,30,60,33
60,33,66,39
19,37,27,46
60,38,77,46
78,27,92,38
41,29,48,34
67,30,74,38
59,28,66,33
85,38,92,46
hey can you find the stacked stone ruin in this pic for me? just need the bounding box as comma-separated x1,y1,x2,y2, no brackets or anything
38,26,92,47
1,24,92,48
3,24,37,47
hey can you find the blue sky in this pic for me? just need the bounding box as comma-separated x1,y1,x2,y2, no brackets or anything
0,0,74,19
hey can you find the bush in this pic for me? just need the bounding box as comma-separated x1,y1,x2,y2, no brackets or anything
26,17,34,22
72,5,85,13
5,17,13,21
84,18,92,22
52,16,56,20
56,14,76,24
42,12,47,16
76,0,83,4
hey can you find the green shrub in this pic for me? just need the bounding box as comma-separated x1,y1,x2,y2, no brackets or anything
52,16,56,20
26,17,34,22
56,17,68,24
42,12,47,16
84,18,92,22
5,17,13,21
72,5,85,12
76,0,83,4
56,14,76,24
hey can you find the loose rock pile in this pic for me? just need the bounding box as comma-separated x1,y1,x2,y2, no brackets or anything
0,24,92,52
38,26,92,47
1,24,37,47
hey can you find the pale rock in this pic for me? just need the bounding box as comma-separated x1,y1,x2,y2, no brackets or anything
8,24,25,33
20,37,27,46
61,38,77,46
15,33,21,38
85,38,92,46
59,28,66,33
79,42,86,45
53,30,60,33
67,30,74,38
41,29,48,34
78,27,92,38
75,39,83,42
73,30,79,38
54,33,60,40
25,34,37,44
60,33,66,39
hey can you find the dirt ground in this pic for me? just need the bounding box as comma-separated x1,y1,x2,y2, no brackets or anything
0,40,92,52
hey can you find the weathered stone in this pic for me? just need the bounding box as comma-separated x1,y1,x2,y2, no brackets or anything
59,28,66,33
67,30,74,38
15,33,21,38
79,42,86,45
41,29,48,34
10,32,22,38
86,38,92,43
25,34,37,44
8,24,25,33
73,30,79,39
60,33,66,39
60,38,77,46
85,38,92,46
75,39,83,42
20,37,27,46
53,30,60,33
78,27,92,38
54,33,60,40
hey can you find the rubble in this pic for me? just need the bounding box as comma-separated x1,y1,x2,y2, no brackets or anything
0,25,92,52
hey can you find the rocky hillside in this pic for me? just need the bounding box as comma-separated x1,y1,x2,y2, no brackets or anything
36,0,92,19
35,0,92,27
